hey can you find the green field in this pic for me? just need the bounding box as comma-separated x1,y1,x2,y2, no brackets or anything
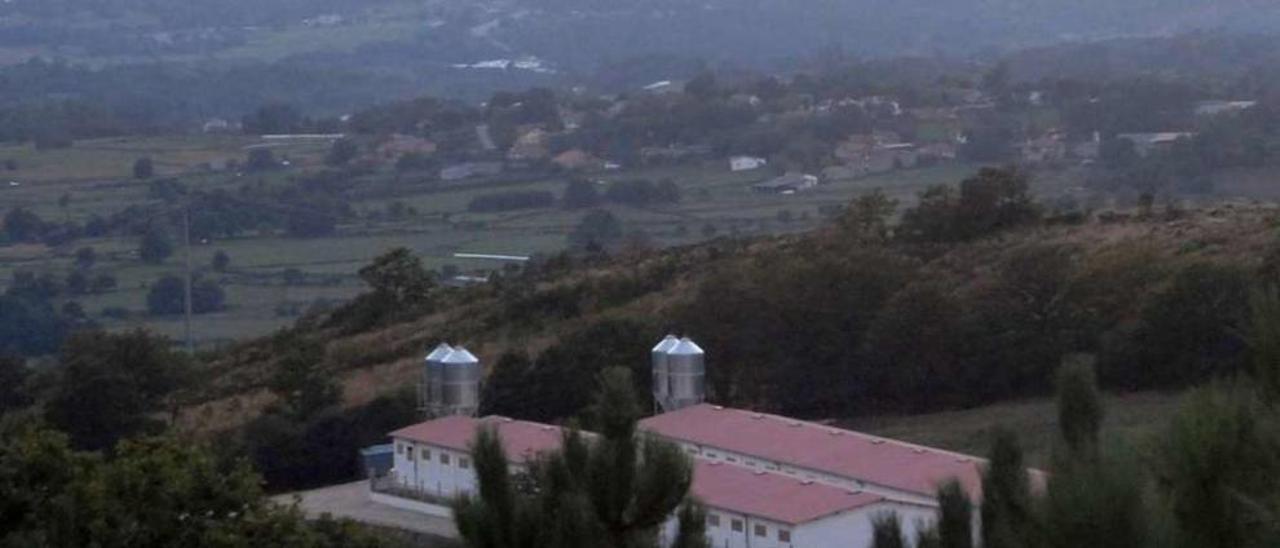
0,133,990,348
851,391,1185,469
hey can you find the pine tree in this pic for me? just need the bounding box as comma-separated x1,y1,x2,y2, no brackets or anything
870,513,907,548
455,367,699,548
936,480,973,548
1248,287,1280,405
1056,354,1103,456
980,428,1035,548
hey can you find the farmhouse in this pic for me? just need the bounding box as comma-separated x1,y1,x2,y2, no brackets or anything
374,337,1030,547
753,173,818,194
730,155,768,172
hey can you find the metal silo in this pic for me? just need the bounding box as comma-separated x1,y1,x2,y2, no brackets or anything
421,343,453,415
441,347,481,416
651,335,679,409
664,337,705,412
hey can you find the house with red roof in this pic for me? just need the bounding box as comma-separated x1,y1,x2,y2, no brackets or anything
375,336,1043,546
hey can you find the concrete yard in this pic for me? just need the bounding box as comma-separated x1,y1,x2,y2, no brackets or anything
274,480,459,540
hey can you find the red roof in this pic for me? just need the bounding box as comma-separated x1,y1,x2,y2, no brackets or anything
390,416,564,463
691,460,889,525
641,404,988,499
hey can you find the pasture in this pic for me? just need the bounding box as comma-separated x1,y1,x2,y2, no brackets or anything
0,134,985,348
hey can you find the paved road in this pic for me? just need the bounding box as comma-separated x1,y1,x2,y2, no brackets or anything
274,480,458,539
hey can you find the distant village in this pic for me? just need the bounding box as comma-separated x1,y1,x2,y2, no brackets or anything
215,75,1259,201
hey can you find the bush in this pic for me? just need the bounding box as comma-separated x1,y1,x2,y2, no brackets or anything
146,275,226,316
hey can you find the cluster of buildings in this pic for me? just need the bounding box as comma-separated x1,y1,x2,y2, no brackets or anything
370,336,1029,547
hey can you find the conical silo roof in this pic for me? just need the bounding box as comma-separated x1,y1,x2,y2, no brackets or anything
652,335,680,353
670,337,704,355
426,343,454,362
442,347,480,364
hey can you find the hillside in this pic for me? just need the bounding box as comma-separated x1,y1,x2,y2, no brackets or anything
179,201,1280,434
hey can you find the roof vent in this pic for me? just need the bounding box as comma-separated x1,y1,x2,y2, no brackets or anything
871,439,886,445
801,480,814,485
540,426,554,431
751,413,765,420
913,448,926,454
713,405,725,410
754,470,766,476
788,420,802,427
828,430,842,436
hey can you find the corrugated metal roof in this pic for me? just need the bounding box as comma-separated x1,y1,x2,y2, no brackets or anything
692,460,893,525
641,404,996,499
389,416,564,462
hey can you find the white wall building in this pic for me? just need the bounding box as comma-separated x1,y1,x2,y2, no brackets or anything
730,156,768,172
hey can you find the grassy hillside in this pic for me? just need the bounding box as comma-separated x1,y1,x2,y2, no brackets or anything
851,391,1184,469
176,202,1280,434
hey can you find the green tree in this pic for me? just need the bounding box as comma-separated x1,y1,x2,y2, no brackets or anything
357,247,435,307
935,480,973,548
268,338,341,421
212,249,231,272
871,513,907,548
1248,286,1280,404
146,275,225,316
0,422,394,547
1056,354,1104,455
138,228,173,264
980,428,1035,548
133,157,154,179
0,353,30,414
44,330,189,451
568,210,624,249
2,208,45,243
455,367,700,548
326,138,360,166
247,148,278,172
838,188,898,242
74,246,96,270
1155,385,1280,548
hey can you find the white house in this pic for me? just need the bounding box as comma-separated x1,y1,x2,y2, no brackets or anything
386,415,564,500
382,414,940,548
668,460,936,548
730,156,768,172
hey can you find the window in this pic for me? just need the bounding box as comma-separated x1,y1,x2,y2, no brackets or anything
726,456,738,463
459,457,470,469
778,529,791,542
421,449,431,461
441,453,451,465
706,451,718,458
406,447,414,460
707,514,720,528
754,524,767,537
731,519,743,532
397,443,404,455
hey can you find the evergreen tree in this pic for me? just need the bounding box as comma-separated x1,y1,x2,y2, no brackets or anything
1056,354,1104,456
455,367,700,548
870,513,907,548
980,428,1035,548
1248,286,1280,404
936,480,973,548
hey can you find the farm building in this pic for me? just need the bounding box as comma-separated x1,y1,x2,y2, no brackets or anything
730,155,768,171
753,173,818,194
373,337,1022,547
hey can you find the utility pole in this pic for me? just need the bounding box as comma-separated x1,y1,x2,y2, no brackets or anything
183,204,194,354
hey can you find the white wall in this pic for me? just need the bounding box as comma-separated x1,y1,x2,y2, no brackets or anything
391,438,482,498
793,502,936,548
